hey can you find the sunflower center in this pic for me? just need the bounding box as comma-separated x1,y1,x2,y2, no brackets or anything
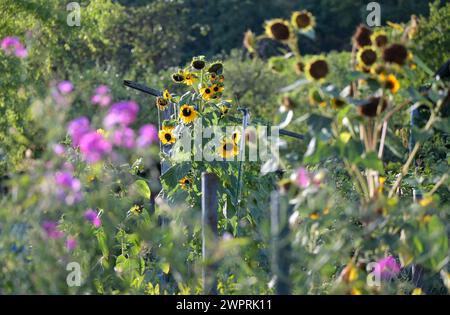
223,143,234,152
173,74,184,82
213,86,219,92
270,23,290,41
375,35,388,47
309,60,329,80
182,107,192,116
164,133,172,141
361,49,377,66
296,14,311,28
205,88,211,94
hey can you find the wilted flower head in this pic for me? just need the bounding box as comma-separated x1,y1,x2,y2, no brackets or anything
383,43,408,66
84,209,101,228
79,131,112,163
57,81,74,94
68,117,91,147
375,256,401,280
1,36,27,58
103,101,139,128
42,221,64,239
136,124,158,148
353,25,372,48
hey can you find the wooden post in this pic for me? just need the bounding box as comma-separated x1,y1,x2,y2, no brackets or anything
270,190,292,295
201,172,218,295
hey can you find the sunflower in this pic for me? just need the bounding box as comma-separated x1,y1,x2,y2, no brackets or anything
200,86,214,101
305,58,329,81
156,97,169,110
383,43,408,66
356,96,388,117
379,74,400,94
163,89,172,101
184,72,198,86
179,104,197,124
171,71,185,83
308,88,325,106
331,97,347,110
232,130,240,144
218,139,239,159
208,72,218,82
352,25,372,48
191,58,206,70
208,61,223,74
220,105,229,116
211,84,224,94
265,19,292,42
371,30,388,48
158,126,176,145
291,10,316,32
129,204,143,216
178,176,192,190
357,46,378,68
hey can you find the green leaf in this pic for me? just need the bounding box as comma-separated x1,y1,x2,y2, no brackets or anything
133,180,151,200
359,152,384,174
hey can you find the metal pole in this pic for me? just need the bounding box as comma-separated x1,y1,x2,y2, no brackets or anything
201,172,218,295
270,190,292,295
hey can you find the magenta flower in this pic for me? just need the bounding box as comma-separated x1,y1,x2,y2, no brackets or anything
103,101,139,128
68,117,91,147
295,167,311,188
112,127,135,148
84,209,101,228
1,36,27,58
136,124,158,148
91,85,112,107
42,221,64,239
375,256,401,280
66,237,77,252
57,81,74,94
79,131,112,163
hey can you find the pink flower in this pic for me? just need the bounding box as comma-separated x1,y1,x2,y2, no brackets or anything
112,127,135,148
68,117,91,147
91,85,112,107
42,221,64,239
136,124,158,148
103,101,139,128
84,209,101,228
375,256,401,280
79,131,112,163
1,36,27,58
57,81,74,94
66,237,77,252
295,167,311,188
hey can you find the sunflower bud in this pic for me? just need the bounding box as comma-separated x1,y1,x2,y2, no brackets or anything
243,30,256,54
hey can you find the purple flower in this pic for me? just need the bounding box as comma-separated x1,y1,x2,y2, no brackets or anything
375,256,401,280
54,171,82,205
1,36,27,58
53,144,66,156
57,81,74,94
136,124,158,148
42,221,64,239
84,209,101,228
295,167,311,188
103,101,139,128
79,131,112,163
112,127,135,148
68,117,91,147
66,237,77,252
